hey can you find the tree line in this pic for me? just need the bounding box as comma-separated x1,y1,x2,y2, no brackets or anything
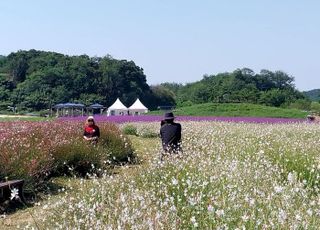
0,50,311,113
303,89,320,102
159,68,310,109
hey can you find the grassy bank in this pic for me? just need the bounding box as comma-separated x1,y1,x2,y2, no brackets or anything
150,103,308,118
0,115,51,122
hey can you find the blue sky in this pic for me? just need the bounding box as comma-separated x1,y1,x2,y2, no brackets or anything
0,0,319,91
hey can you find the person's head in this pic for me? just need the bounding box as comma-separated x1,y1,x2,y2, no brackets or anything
86,116,95,126
163,112,175,123
307,115,315,121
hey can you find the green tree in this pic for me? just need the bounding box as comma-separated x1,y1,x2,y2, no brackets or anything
150,85,176,108
289,99,311,111
160,82,183,96
310,101,320,113
259,89,287,107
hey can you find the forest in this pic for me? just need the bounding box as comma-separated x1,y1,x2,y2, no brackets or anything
0,50,311,113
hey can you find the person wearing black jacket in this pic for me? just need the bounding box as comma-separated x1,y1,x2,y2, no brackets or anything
160,112,182,155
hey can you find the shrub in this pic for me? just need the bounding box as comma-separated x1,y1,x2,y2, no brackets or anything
139,128,159,138
99,123,135,163
51,142,103,177
134,124,159,138
310,101,320,113
51,122,135,175
289,99,311,110
122,124,138,136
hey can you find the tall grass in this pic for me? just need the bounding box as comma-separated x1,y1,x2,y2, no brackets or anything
0,121,134,194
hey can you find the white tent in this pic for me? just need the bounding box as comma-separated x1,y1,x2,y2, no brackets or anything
128,98,148,115
107,98,128,116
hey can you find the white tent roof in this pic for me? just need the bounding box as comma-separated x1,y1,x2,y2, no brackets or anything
108,98,128,110
128,98,148,110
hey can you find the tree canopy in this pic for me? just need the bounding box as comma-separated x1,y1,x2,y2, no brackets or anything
161,68,306,108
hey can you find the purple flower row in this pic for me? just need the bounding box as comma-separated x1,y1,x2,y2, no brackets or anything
58,115,305,124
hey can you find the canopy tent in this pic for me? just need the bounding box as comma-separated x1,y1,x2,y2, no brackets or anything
128,98,148,115
53,103,85,116
107,98,128,116
157,105,176,111
87,103,104,115
88,103,104,109
53,103,65,109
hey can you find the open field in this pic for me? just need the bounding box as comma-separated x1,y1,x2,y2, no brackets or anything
1,120,320,229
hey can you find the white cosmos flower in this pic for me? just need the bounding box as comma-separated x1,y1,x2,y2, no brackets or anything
274,185,283,194
216,209,225,217
241,214,249,222
295,213,302,221
207,205,214,213
278,209,287,224
10,187,19,200
287,172,296,184
172,178,178,186
307,209,313,216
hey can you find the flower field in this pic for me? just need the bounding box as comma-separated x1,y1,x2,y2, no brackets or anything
0,121,133,194
8,120,320,229
59,114,304,124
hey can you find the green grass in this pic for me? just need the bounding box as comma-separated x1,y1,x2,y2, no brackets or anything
150,103,308,118
0,116,53,122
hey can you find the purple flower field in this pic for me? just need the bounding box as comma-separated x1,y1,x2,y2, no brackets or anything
59,115,305,124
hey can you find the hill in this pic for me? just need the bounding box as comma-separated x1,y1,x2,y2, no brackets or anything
161,68,307,108
304,89,320,101
0,50,175,112
151,103,307,118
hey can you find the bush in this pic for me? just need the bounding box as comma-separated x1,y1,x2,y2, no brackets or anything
310,101,320,114
289,99,311,110
51,142,103,177
122,124,138,136
178,100,193,107
99,123,135,163
139,128,159,138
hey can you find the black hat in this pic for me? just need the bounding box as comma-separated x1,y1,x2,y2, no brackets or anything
164,112,175,120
